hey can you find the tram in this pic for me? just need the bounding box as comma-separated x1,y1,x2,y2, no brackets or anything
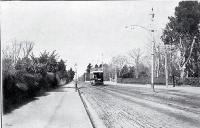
90,68,104,85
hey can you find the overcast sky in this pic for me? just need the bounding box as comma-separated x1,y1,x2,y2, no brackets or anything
1,1,181,75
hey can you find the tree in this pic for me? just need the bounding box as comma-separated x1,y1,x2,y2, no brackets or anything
128,48,143,78
154,44,166,78
67,68,75,81
21,41,34,58
161,1,200,82
111,55,128,77
58,59,66,71
120,65,129,78
2,40,34,65
99,64,102,68
2,40,35,75
38,50,59,73
128,66,135,78
95,64,98,68
138,63,150,78
86,63,92,73
111,55,127,69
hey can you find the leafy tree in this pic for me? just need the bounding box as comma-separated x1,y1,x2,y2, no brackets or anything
86,63,92,73
128,66,136,78
99,64,102,68
161,1,200,80
38,50,59,73
58,59,66,71
67,68,75,81
120,65,129,78
95,64,98,68
15,57,32,71
2,58,15,77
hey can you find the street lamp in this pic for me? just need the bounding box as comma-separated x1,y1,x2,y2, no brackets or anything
126,24,155,91
125,8,155,92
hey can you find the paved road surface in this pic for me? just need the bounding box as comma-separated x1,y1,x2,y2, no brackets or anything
3,83,93,128
79,82,200,128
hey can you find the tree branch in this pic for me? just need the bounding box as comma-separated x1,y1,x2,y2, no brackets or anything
181,36,196,67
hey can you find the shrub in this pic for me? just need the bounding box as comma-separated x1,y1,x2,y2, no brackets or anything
3,74,27,113
118,77,168,85
154,77,166,85
117,77,150,84
15,70,40,91
183,77,200,87
45,72,58,88
3,48,75,114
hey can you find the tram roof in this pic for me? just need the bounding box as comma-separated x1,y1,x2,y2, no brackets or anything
91,70,103,73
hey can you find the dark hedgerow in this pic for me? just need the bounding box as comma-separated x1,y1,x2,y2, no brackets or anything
3,49,75,114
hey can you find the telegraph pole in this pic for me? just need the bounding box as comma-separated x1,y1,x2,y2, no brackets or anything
165,45,168,87
125,8,156,92
150,8,155,92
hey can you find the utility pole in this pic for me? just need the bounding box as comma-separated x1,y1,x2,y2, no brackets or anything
165,45,168,87
150,8,155,92
125,8,156,92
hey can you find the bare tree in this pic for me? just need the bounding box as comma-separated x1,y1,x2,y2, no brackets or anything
128,48,143,78
22,41,34,58
2,40,35,72
2,40,23,65
154,43,167,78
112,55,127,68
111,55,128,77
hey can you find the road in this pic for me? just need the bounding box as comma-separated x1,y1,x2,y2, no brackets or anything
79,82,200,128
3,83,93,128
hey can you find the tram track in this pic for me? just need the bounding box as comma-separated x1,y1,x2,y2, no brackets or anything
95,85,200,115
79,82,200,128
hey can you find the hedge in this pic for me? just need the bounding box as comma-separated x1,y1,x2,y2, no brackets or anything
3,71,66,114
177,77,200,87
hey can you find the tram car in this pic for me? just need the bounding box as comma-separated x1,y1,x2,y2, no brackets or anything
90,68,104,85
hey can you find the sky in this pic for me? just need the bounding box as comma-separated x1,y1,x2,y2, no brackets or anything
1,1,181,76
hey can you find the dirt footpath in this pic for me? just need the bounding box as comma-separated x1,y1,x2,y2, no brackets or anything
79,82,200,128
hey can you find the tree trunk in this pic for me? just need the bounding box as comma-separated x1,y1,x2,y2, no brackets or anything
180,64,185,85
172,75,175,87
135,70,139,79
165,47,168,87
135,63,139,79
